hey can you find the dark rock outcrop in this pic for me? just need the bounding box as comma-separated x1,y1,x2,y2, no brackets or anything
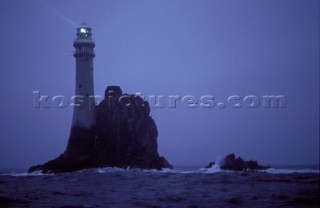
93,86,171,169
205,161,215,168
206,153,270,171
29,86,172,173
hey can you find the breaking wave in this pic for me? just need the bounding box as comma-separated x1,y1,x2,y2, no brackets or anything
258,168,320,174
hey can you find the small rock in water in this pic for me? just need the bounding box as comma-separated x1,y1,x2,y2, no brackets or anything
205,153,270,171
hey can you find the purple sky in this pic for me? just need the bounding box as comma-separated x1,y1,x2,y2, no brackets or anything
0,0,319,168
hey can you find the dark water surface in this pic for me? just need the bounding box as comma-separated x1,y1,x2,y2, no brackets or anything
0,167,319,207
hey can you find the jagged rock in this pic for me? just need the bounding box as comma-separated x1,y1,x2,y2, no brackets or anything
93,86,171,169
205,162,215,168
29,86,172,173
206,153,270,171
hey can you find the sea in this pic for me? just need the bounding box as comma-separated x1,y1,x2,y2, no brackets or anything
0,165,319,208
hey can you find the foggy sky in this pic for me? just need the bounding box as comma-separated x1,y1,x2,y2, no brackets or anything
0,0,319,168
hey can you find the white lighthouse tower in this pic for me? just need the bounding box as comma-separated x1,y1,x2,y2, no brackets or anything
65,22,96,158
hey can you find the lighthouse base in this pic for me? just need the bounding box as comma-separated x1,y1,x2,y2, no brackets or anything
65,125,96,159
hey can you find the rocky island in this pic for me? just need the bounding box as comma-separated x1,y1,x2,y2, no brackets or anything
29,86,172,173
205,153,271,171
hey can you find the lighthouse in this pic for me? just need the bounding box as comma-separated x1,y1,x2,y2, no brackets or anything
65,22,96,158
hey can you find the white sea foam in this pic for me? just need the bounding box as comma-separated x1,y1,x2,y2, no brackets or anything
96,167,127,173
1,170,53,177
94,166,320,175
156,165,319,175
258,168,320,174
201,163,222,173
5,166,317,176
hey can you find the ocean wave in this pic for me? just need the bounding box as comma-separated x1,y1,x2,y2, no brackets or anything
1,170,54,177
258,168,320,174
96,167,128,173
93,166,320,175
140,166,320,175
